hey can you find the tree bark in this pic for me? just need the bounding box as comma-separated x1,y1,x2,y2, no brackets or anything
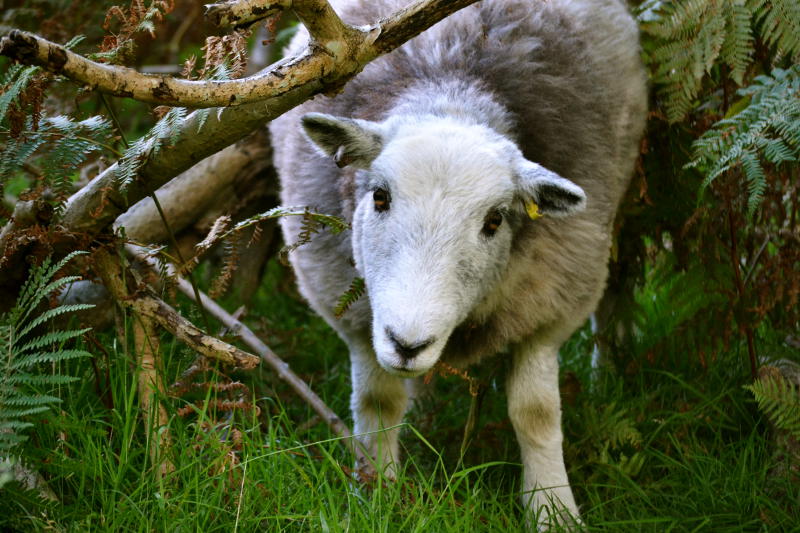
114,128,273,243
132,314,175,478
205,0,291,30
95,249,261,369
129,245,355,444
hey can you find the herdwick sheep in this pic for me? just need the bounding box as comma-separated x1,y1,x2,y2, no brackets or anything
270,0,647,527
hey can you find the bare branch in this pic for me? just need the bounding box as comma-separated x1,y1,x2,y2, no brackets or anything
95,249,261,370
292,0,357,45
0,28,351,107
373,0,480,54
114,128,273,243
132,313,175,478
205,0,290,29
0,1,361,108
128,244,354,442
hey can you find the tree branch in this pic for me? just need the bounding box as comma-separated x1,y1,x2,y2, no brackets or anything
292,0,357,45
127,244,354,442
0,0,478,247
132,313,175,478
113,129,273,243
95,249,261,370
0,27,351,107
0,0,361,108
205,0,290,29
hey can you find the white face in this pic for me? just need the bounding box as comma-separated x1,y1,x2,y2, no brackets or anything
301,113,586,377
352,123,518,376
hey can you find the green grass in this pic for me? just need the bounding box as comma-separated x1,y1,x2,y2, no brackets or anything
1,259,798,532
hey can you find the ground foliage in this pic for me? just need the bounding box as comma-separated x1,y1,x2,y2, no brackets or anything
0,0,799,530
0,252,91,487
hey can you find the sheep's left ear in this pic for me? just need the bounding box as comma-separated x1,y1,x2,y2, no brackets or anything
301,113,384,169
514,159,586,217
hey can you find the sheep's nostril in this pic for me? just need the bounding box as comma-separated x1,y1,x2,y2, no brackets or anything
385,327,435,361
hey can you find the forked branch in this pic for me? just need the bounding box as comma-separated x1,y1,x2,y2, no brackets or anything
0,0,479,245
205,0,291,29
128,245,354,442
0,0,474,108
95,249,261,370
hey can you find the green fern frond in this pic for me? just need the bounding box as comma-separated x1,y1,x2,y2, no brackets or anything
63,35,86,50
750,0,800,58
641,0,799,122
0,113,113,212
16,328,91,355
10,349,91,370
116,107,186,191
722,2,753,84
334,277,366,319
642,0,745,122
687,66,800,214
16,305,94,341
0,65,40,122
2,394,63,407
0,252,92,476
0,406,52,419
745,371,800,440
3,373,78,386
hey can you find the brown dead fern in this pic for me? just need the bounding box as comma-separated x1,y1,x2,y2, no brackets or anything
99,0,175,64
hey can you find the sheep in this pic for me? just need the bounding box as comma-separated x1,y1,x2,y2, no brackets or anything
269,0,647,527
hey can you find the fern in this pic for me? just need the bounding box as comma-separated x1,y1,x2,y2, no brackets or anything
334,277,366,319
116,106,187,192
745,370,800,441
750,0,800,58
189,206,348,267
0,66,40,124
0,252,93,487
687,66,800,214
0,113,114,211
640,0,800,122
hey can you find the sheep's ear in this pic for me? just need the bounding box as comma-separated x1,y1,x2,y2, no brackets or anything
514,159,586,217
301,113,384,169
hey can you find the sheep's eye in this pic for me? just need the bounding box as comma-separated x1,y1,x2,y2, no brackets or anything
482,209,503,237
373,188,390,212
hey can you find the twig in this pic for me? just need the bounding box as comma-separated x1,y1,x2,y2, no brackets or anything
743,234,770,286
726,198,758,378
100,93,213,332
95,248,261,369
205,0,290,29
127,244,354,442
132,312,175,478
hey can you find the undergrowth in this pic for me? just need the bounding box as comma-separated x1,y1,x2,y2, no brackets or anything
0,259,797,532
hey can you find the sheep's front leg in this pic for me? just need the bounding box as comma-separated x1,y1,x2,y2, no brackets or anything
349,337,408,480
507,340,579,529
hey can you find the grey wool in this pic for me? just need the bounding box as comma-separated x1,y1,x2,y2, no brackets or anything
270,0,647,528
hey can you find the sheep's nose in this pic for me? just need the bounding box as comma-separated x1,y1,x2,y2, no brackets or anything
385,327,435,360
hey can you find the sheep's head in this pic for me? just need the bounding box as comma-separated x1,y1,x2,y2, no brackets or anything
302,113,586,377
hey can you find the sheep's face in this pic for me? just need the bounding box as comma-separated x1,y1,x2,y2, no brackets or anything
302,113,586,376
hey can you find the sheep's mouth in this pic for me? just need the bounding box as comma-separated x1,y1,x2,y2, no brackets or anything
379,363,425,378
375,345,443,377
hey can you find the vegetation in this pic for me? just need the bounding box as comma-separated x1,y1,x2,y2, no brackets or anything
0,252,91,484
0,0,798,531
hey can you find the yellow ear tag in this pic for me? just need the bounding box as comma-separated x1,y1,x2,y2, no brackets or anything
525,201,542,220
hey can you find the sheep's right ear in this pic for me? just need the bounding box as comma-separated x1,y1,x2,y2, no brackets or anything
301,113,384,169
